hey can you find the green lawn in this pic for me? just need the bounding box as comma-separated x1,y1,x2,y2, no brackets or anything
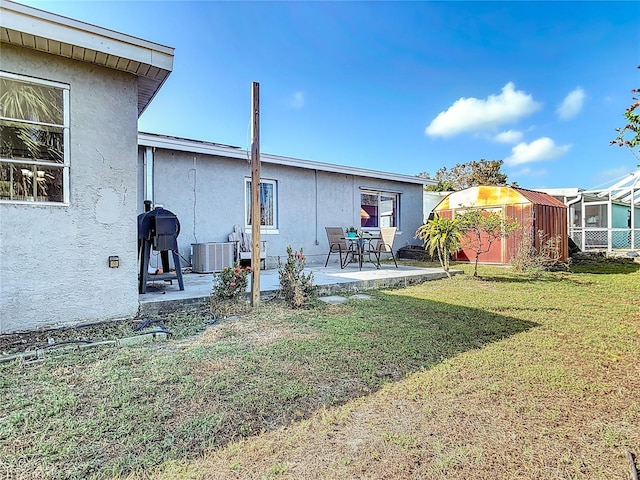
1,260,638,479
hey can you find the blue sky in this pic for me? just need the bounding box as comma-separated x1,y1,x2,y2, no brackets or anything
20,0,640,189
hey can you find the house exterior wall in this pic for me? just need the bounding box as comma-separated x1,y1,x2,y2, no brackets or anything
612,203,629,229
139,147,425,268
423,191,449,223
0,44,140,333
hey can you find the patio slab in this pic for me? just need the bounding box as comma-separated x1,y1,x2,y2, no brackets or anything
138,263,461,315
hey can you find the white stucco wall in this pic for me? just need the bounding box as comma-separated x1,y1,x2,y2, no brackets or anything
0,44,140,333
423,191,450,223
139,147,425,268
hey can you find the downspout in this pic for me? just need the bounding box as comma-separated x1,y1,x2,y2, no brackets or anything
143,146,154,206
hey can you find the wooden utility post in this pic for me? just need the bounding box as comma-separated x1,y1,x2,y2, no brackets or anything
250,82,261,307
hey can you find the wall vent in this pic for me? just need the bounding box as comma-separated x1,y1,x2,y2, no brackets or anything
192,242,235,273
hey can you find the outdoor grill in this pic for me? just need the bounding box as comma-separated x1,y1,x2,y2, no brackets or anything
138,203,184,294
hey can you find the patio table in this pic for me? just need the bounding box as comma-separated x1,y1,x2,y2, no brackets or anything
342,232,381,270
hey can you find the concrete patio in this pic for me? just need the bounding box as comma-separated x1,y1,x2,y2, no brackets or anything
139,262,461,315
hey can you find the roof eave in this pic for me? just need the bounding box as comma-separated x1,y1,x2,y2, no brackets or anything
138,132,432,186
0,0,174,116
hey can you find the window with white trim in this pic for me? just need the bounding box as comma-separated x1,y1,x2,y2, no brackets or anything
0,72,69,204
245,178,277,229
360,190,398,228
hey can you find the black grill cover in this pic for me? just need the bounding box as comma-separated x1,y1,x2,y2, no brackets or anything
138,207,180,251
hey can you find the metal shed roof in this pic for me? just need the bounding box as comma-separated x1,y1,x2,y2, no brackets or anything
513,187,567,208
0,0,174,116
138,132,433,186
435,185,567,211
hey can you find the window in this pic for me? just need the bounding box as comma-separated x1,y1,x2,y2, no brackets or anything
245,178,277,229
585,204,608,228
0,72,69,204
570,204,581,227
360,190,398,229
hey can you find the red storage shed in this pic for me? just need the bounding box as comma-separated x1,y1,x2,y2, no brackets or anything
434,186,568,264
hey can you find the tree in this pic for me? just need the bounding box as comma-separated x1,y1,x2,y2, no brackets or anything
420,159,510,191
0,77,63,161
611,66,640,149
458,209,520,277
0,77,64,202
415,215,462,277
425,179,456,192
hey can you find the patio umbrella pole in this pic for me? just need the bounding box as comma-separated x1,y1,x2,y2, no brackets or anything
250,81,261,307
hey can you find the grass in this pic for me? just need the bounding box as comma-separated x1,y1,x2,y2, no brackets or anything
0,259,639,479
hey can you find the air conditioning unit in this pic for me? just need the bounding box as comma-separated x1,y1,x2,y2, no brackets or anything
191,242,234,273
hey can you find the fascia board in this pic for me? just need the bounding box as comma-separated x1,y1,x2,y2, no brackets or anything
535,187,582,197
0,1,174,71
261,152,430,185
138,133,431,186
139,133,248,160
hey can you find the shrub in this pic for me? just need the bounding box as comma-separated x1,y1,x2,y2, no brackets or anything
278,246,316,308
511,230,568,274
212,264,251,300
538,233,568,271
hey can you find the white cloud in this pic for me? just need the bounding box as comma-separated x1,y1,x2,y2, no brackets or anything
505,137,571,166
513,166,548,177
288,91,305,109
556,87,585,120
494,129,523,143
425,82,541,137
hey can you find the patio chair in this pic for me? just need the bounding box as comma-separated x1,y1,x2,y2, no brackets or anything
365,227,398,268
324,226,352,268
228,224,267,270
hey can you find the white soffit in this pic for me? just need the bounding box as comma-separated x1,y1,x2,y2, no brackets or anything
0,0,174,116
138,132,432,186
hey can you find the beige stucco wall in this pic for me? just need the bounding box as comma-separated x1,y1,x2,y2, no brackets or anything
0,43,140,333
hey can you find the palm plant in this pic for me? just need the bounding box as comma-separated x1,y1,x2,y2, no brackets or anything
0,77,64,200
0,78,63,160
415,215,462,277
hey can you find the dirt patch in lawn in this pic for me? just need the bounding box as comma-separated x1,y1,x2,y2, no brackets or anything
0,308,216,356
